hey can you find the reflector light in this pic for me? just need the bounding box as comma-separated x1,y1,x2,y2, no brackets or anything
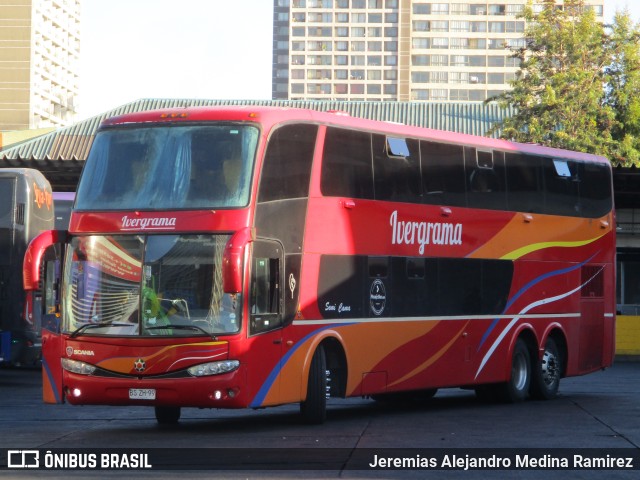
160,112,189,119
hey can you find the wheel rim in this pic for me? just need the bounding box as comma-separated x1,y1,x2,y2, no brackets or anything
513,351,529,391
540,350,559,387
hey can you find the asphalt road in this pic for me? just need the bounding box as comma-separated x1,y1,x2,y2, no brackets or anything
1,360,639,479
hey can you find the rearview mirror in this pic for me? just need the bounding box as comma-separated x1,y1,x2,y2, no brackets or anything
23,230,67,291
222,227,255,294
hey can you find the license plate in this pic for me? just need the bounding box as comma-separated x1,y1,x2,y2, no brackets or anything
129,388,156,400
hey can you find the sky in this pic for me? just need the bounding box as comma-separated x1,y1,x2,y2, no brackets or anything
79,0,273,119
78,1,640,120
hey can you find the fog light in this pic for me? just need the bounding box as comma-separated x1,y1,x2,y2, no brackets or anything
214,390,223,400
72,388,81,398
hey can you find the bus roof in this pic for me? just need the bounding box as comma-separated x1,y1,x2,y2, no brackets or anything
100,106,610,166
53,191,75,201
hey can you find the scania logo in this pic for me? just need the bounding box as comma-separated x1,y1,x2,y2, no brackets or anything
134,359,146,372
66,347,95,357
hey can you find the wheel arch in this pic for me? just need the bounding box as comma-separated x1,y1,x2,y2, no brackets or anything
300,331,348,400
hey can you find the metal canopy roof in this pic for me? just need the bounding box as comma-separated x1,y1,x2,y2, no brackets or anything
5,98,637,209
0,99,512,191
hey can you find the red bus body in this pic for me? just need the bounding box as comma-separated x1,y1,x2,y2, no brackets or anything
24,107,615,423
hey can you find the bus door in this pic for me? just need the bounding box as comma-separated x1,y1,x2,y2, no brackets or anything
40,243,66,404
247,240,285,407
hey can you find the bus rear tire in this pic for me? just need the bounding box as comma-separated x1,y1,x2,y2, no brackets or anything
531,337,562,400
155,406,181,425
300,345,328,425
499,338,531,403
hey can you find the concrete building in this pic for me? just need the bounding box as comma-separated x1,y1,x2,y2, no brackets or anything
0,0,80,130
272,0,604,102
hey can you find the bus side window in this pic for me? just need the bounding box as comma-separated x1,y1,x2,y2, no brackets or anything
420,140,466,207
372,134,421,203
543,157,580,216
249,241,283,335
578,162,612,218
465,147,507,210
321,127,374,199
505,153,543,214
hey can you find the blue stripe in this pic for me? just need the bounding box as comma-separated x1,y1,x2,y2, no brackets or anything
477,253,598,350
249,323,354,408
42,358,62,404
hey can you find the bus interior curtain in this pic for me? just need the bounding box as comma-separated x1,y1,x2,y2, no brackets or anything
89,139,109,195
142,133,191,207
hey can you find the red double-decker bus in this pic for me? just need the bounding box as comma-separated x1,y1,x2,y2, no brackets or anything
24,107,615,424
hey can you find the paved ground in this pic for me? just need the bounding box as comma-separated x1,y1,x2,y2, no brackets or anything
0,360,638,479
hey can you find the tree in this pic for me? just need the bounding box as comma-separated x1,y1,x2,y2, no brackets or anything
605,11,640,165
487,0,640,166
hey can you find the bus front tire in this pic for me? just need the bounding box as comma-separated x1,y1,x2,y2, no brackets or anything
531,337,562,400
155,406,181,425
300,345,328,425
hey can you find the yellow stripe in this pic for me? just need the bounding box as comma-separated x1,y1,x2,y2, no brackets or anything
500,235,605,261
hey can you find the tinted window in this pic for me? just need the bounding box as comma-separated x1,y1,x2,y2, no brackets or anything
0,178,14,226
465,148,507,210
420,141,466,207
578,162,612,218
76,125,259,211
0,178,15,264
543,158,580,216
318,255,366,318
372,135,421,202
249,240,282,335
258,124,318,202
321,127,374,199
505,153,543,213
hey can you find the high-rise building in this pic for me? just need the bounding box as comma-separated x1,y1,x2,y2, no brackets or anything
0,0,80,130
272,0,604,102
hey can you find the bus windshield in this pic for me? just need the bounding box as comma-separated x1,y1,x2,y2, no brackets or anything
75,124,259,210
61,234,240,337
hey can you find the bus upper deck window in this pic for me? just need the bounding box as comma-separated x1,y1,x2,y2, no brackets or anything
477,150,494,169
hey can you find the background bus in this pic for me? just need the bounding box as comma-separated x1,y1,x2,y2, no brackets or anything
53,191,75,229
0,168,54,366
23,107,615,423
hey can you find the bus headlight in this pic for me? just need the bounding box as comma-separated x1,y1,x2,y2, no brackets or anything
187,360,240,377
61,358,97,375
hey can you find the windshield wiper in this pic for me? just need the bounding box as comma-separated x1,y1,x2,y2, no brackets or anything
146,324,217,340
70,322,134,338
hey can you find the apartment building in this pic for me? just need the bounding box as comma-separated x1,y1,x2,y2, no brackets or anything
272,0,604,102
0,0,80,130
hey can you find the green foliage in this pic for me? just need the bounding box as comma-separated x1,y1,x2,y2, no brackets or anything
488,0,640,166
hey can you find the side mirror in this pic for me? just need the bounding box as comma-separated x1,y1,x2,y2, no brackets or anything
23,230,67,291
222,227,255,294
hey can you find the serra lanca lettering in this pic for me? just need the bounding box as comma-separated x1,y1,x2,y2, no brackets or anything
389,210,462,255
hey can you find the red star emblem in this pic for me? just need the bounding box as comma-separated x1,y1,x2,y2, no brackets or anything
134,358,146,372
